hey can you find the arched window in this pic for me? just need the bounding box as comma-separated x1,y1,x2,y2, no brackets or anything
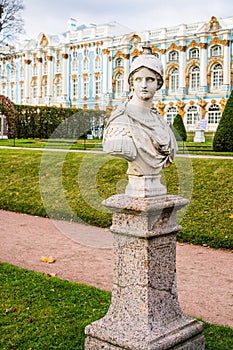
189,48,199,59
32,64,37,76
72,60,78,72
56,62,61,74
83,58,89,72
169,51,179,61
72,78,78,97
210,45,222,57
169,67,179,93
210,63,223,91
115,73,124,97
31,80,37,99
186,105,198,125
165,107,177,124
42,78,48,98
54,78,62,97
189,65,200,92
94,75,101,96
115,58,123,67
95,57,101,70
208,104,221,124
83,76,90,97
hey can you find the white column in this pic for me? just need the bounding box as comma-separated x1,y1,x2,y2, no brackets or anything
37,54,42,100
179,40,186,94
62,46,69,102
108,51,113,94
123,54,129,94
199,39,207,92
102,50,108,94
24,52,31,103
47,48,53,100
223,34,230,86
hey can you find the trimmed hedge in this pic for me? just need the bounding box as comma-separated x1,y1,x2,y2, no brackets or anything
171,114,187,141
14,105,105,139
213,90,233,152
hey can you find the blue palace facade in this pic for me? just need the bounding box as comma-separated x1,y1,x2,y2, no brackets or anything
0,15,233,131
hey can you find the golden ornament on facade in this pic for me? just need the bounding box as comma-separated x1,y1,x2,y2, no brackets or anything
190,100,194,106
169,101,174,107
223,40,230,47
199,43,207,50
179,46,186,52
24,59,31,65
211,99,216,104
37,57,43,63
188,40,199,49
160,49,166,54
131,47,142,56
219,97,226,112
209,16,221,31
62,53,69,59
167,43,179,51
103,49,110,55
47,56,53,62
156,101,165,116
209,36,223,46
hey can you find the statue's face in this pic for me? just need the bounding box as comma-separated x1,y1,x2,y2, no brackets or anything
132,67,158,102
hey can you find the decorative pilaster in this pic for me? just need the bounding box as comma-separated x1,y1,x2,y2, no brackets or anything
24,52,31,103
223,36,230,89
199,40,207,92
47,48,53,102
179,42,186,94
85,194,205,350
62,47,69,106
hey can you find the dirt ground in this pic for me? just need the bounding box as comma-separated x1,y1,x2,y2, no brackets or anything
0,209,232,328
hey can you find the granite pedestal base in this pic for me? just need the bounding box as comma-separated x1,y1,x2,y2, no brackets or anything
85,194,205,350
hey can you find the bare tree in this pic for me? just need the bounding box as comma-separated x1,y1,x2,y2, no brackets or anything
0,0,25,43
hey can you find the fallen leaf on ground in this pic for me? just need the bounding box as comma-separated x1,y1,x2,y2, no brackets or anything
40,256,56,264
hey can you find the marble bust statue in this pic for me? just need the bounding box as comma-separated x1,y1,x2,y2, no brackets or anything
102,47,177,197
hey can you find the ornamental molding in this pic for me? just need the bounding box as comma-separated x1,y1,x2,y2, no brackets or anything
179,46,186,52
207,59,223,71
160,49,166,54
199,43,207,49
130,34,142,44
47,56,53,62
24,59,31,65
131,47,142,56
186,61,200,73
114,51,129,59
209,16,221,32
188,40,199,49
219,97,226,112
62,53,69,59
103,49,110,55
151,46,161,53
167,43,179,51
37,57,42,63
209,37,223,46
165,63,179,75
222,39,230,47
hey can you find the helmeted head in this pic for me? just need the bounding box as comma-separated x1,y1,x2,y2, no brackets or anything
128,46,164,90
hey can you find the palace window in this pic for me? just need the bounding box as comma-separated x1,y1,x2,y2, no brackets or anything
115,72,124,97
43,64,48,75
83,58,89,72
54,78,62,97
207,104,221,124
31,80,37,99
20,85,24,100
165,106,177,124
95,57,101,70
189,48,199,59
115,58,123,68
56,62,61,74
169,50,179,61
42,79,48,98
72,60,78,72
10,69,16,81
94,75,101,96
186,105,198,125
10,84,15,101
169,67,179,93
84,48,89,57
32,65,37,76
189,65,200,92
210,45,222,57
72,50,78,58
83,76,90,97
20,67,24,79
72,78,78,97
210,63,223,91
96,47,101,55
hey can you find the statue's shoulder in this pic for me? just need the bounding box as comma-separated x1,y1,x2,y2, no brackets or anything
107,103,128,126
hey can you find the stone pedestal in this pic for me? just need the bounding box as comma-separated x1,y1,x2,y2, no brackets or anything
85,194,205,350
194,128,205,143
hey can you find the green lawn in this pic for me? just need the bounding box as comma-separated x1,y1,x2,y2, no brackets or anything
0,263,232,349
0,149,232,249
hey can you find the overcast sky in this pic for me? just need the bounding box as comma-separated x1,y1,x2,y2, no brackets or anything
20,0,233,40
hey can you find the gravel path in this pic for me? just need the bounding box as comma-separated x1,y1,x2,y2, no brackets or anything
0,209,232,328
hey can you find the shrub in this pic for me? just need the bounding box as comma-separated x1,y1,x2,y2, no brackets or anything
171,114,187,141
213,90,233,152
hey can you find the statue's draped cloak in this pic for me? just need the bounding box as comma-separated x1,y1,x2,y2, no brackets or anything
103,102,178,175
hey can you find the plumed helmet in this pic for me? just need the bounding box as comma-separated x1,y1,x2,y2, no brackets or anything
128,46,164,90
